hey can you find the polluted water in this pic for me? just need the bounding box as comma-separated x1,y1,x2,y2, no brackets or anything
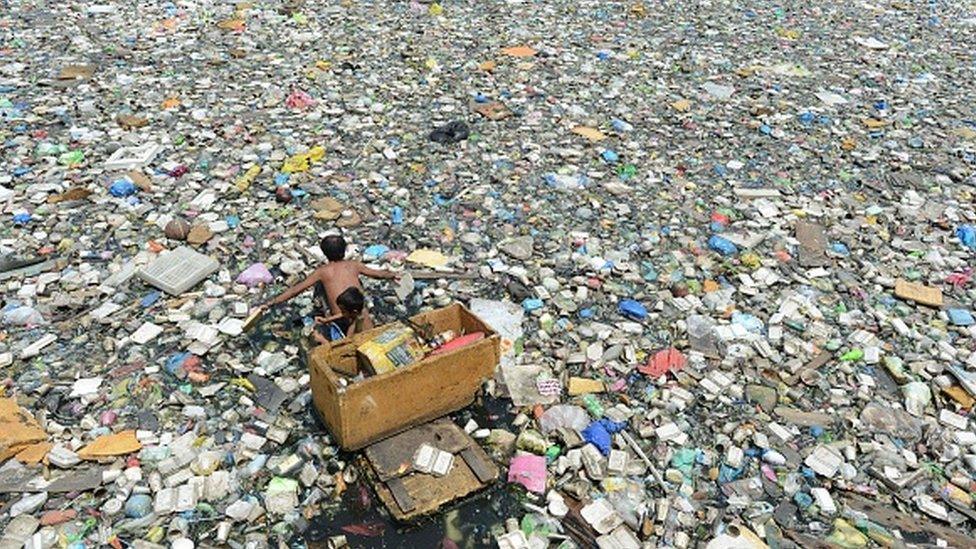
1,0,976,548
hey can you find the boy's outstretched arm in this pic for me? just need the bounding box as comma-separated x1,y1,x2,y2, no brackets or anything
260,269,320,309
314,312,343,325
358,262,399,280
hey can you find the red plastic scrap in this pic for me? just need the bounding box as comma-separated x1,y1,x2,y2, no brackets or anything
638,348,687,378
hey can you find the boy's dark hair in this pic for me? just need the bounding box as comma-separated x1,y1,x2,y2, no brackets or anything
320,235,347,261
336,287,365,315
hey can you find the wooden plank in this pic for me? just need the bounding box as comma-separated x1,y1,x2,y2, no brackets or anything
460,447,496,484
369,431,497,522
387,477,416,514
365,418,471,481
842,495,976,548
406,270,479,280
373,461,481,521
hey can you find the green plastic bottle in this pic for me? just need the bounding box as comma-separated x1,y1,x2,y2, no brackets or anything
582,394,604,418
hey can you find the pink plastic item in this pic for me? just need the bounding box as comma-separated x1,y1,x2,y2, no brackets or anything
508,454,546,493
236,263,274,287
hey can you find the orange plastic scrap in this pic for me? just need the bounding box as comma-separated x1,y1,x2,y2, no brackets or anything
78,430,142,460
501,45,537,58
15,442,53,464
0,397,48,461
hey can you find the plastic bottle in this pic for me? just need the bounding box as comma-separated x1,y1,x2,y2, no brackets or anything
902,381,932,416
243,454,268,477
515,430,548,455
582,394,604,418
124,494,152,518
687,315,721,355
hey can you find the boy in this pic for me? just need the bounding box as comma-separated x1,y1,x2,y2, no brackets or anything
313,287,365,343
257,235,397,331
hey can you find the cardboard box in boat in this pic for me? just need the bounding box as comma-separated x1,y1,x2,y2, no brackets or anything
309,303,501,451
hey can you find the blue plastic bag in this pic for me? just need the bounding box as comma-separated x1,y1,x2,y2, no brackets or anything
957,225,976,250
707,235,737,256
618,299,647,320
581,419,627,456
109,179,136,197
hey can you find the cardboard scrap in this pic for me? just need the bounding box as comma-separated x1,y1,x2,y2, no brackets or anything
311,197,345,221
186,224,214,245
406,249,451,270
116,114,149,129
944,385,976,409
501,45,537,58
479,60,497,72
217,18,245,31
568,377,605,396
474,102,513,120
894,279,943,308
796,220,829,267
46,467,104,493
0,398,48,461
671,99,692,112
47,187,93,204
58,64,95,80
77,430,142,459
953,127,976,140
127,171,153,191
571,126,606,141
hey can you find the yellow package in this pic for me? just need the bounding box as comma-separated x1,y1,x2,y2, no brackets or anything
356,326,424,375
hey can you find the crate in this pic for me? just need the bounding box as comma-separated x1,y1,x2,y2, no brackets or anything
309,303,501,451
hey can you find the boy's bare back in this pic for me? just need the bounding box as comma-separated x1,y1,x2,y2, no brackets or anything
258,235,398,335
316,261,366,315
315,260,397,331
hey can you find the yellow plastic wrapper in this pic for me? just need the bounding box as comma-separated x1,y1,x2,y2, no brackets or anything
281,146,325,174
235,164,261,192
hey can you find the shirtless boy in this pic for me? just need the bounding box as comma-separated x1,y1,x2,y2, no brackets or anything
256,235,398,331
